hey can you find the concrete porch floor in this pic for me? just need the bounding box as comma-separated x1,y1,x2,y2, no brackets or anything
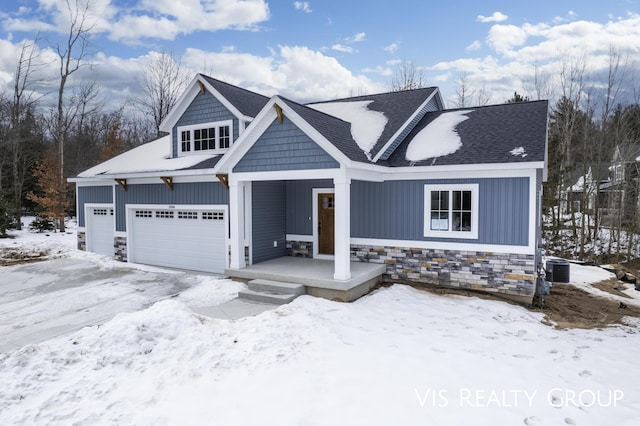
225,257,386,301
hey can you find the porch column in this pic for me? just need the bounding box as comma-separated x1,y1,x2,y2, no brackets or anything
229,180,246,269
333,177,351,280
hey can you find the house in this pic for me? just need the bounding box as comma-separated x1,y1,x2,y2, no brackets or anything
70,74,549,304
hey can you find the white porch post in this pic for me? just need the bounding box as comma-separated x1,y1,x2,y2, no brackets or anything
229,180,246,269
333,176,351,280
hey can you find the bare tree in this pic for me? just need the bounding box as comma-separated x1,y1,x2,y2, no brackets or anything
53,0,96,231
136,51,189,137
523,59,555,101
390,59,425,92
454,73,474,108
9,37,44,229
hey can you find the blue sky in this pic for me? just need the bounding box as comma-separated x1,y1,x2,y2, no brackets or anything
1,0,639,109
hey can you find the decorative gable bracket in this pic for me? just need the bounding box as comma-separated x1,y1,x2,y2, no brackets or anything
115,178,127,191
274,103,284,124
216,174,229,189
160,176,174,190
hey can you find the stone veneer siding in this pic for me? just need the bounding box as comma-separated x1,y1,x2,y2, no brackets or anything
77,232,86,251
350,244,536,298
115,236,127,262
287,240,314,258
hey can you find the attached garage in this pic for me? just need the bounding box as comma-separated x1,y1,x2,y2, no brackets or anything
127,205,227,273
86,206,114,256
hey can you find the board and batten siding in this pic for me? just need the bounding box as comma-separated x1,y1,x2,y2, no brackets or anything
252,181,287,263
115,182,228,232
233,117,339,173
78,186,113,227
350,177,530,246
285,179,333,235
171,91,239,157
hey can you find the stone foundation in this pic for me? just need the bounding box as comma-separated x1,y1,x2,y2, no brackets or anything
77,232,86,251
114,236,127,261
351,244,536,300
287,240,313,258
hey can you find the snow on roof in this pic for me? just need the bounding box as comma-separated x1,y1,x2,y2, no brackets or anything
510,146,527,158
308,100,387,160
405,110,472,162
77,136,219,178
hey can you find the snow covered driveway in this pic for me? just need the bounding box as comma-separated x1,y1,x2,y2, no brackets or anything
0,257,241,352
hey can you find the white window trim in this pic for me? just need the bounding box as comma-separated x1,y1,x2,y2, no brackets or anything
177,120,233,156
424,184,479,240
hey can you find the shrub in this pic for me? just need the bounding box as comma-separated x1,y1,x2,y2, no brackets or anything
29,215,55,233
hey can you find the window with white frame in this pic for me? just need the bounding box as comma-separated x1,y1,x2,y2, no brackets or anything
178,120,233,154
424,184,479,239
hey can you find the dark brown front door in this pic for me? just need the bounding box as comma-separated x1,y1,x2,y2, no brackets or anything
318,193,335,255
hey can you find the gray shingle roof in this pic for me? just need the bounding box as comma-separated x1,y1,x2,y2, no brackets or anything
387,100,549,167
308,87,439,160
201,74,269,117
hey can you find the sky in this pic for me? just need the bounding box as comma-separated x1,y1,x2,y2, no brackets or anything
0,0,639,111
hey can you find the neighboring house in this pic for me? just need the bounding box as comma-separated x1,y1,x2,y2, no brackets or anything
565,147,640,226
70,74,549,303
604,145,640,225
564,165,611,215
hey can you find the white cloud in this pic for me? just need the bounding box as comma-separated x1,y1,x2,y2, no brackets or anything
486,24,528,53
108,0,271,43
429,13,640,105
2,0,272,44
384,42,399,54
294,1,312,13
331,44,354,53
361,65,393,77
477,11,508,23
466,40,482,51
349,32,366,43
182,45,383,102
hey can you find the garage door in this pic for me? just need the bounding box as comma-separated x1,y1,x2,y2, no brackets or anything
86,207,114,256
129,207,226,273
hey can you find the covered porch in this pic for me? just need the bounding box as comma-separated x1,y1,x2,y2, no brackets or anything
226,257,386,302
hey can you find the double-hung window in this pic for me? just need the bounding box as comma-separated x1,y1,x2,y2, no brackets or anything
178,120,233,155
424,184,479,239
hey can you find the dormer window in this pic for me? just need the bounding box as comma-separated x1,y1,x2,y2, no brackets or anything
178,120,233,155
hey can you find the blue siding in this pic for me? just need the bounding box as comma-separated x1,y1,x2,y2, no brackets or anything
233,117,340,172
78,186,113,227
285,179,333,235
252,181,287,263
351,178,530,246
172,91,239,157
379,96,442,161
115,182,228,231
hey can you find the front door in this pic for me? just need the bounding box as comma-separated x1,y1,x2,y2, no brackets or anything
317,193,335,255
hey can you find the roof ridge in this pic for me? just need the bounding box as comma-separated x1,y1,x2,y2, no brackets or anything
306,86,437,105
199,73,270,100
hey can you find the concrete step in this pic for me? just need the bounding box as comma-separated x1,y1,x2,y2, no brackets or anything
237,289,299,305
248,279,306,296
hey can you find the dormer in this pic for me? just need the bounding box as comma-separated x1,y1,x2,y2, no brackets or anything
159,74,269,159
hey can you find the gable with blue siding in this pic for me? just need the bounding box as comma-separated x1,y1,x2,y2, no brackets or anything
172,91,239,157
233,117,340,173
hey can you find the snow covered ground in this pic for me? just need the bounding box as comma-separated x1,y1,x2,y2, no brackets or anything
1,220,639,425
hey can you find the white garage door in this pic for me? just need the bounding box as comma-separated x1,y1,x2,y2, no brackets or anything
129,207,226,273
86,207,114,256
